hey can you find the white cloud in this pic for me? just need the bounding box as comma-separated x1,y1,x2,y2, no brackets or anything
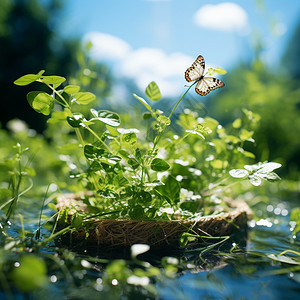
194,2,249,34
83,32,193,98
119,48,193,97
83,32,131,60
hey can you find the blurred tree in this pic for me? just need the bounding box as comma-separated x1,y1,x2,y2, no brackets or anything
206,60,300,177
0,0,80,132
282,20,300,82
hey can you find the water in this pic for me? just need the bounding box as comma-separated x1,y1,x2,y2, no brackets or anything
1,197,300,299
157,224,300,300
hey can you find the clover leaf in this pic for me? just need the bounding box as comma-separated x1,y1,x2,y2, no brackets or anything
229,162,281,186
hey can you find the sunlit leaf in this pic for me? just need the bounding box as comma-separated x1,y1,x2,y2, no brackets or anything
129,205,145,220
256,162,282,173
145,81,161,101
179,232,197,247
256,171,281,182
106,125,119,136
240,129,254,141
229,169,249,178
71,214,83,229
232,118,242,128
211,159,227,169
67,113,86,128
27,91,54,115
268,253,300,265
48,110,69,123
10,255,47,292
90,109,120,127
123,132,137,144
58,143,80,155
48,203,57,211
74,92,96,105
242,150,256,159
207,67,227,75
13,70,45,86
128,156,140,169
155,175,180,205
151,158,170,171
41,75,66,88
63,85,80,94
248,174,262,186
157,115,171,127
133,93,152,112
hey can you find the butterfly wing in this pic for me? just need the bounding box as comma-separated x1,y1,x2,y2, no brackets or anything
185,55,205,82
195,77,225,96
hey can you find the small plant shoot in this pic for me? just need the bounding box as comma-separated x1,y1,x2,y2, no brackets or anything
12,56,281,228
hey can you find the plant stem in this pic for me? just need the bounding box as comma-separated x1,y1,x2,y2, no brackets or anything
168,81,197,119
75,128,85,146
85,126,111,152
145,82,197,172
44,83,69,108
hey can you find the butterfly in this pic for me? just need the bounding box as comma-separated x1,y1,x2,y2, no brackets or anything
185,55,225,96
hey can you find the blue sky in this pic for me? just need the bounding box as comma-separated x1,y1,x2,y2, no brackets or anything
57,0,300,97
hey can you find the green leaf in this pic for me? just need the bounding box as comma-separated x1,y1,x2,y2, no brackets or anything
143,112,152,120
248,174,262,186
207,67,227,75
129,205,145,220
128,156,140,169
232,118,242,128
99,154,121,166
84,144,105,160
133,94,152,112
268,253,300,265
256,171,281,182
256,162,282,173
106,125,119,136
63,85,80,94
10,255,47,292
0,188,11,200
240,129,254,141
179,232,197,247
67,113,86,128
71,214,83,229
74,92,96,105
90,109,121,127
123,132,137,144
58,143,80,155
210,159,227,169
48,110,69,123
291,208,300,235
13,70,45,86
155,175,180,205
27,91,54,115
151,158,170,171
229,169,249,178
145,81,162,101
48,203,57,211
214,67,227,74
113,173,129,186
157,115,171,127
41,75,66,88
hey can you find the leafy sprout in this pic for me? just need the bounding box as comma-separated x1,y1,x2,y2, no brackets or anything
229,162,282,186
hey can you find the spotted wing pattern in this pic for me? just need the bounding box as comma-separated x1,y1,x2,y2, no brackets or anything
185,55,225,96
195,77,225,96
185,55,205,82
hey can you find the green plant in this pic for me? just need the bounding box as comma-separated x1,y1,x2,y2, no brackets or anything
13,61,281,223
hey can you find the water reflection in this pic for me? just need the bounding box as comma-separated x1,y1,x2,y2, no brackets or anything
156,216,300,300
